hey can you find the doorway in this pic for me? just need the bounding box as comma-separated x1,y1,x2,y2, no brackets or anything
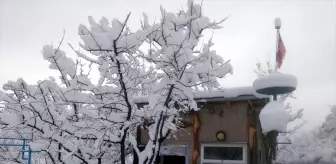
162,155,185,164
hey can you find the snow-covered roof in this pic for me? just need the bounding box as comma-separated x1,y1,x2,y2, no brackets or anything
253,72,297,95
133,86,269,104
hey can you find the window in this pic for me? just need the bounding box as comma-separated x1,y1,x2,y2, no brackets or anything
201,143,247,164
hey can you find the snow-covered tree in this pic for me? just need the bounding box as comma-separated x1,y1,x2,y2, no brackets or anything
310,105,336,162
319,105,336,139
254,60,306,163
0,0,232,163
0,130,23,163
282,130,330,163
276,105,336,163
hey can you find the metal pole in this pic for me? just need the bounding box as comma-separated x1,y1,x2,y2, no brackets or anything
274,29,280,73
22,139,26,160
28,147,32,164
274,18,281,73
272,18,282,164
273,18,281,101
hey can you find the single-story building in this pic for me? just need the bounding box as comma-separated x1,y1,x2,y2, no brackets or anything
135,86,273,164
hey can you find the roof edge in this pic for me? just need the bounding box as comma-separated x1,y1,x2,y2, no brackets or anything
133,86,270,104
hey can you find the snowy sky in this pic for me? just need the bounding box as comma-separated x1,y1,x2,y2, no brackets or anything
0,0,335,130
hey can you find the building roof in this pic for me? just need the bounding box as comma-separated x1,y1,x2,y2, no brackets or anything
133,86,269,104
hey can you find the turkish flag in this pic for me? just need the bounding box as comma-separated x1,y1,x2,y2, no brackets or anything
277,34,286,68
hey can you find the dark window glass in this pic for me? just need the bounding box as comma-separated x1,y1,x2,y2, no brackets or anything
203,146,243,161
162,156,185,164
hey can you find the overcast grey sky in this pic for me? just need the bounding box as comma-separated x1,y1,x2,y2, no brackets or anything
0,0,335,130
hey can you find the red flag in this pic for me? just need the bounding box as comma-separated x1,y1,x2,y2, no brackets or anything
277,34,286,68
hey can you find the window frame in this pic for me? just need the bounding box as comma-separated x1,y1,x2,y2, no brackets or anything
200,143,247,164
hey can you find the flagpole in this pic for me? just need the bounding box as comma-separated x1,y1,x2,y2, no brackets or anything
273,18,281,102
274,18,281,73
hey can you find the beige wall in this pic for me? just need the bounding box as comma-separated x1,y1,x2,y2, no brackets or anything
199,102,249,143
140,102,249,144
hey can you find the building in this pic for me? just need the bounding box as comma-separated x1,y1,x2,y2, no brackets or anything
135,86,272,164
